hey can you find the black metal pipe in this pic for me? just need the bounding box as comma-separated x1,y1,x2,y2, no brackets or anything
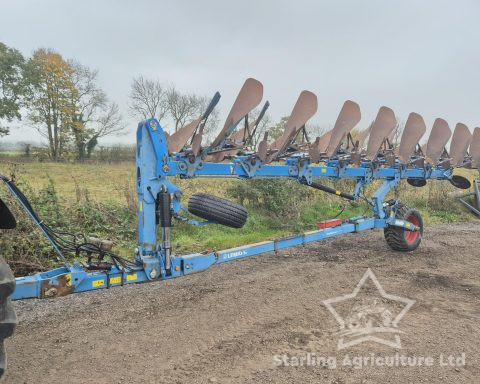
458,197,480,217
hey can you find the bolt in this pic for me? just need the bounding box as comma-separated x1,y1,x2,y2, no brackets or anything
162,164,170,173
149,269,158,279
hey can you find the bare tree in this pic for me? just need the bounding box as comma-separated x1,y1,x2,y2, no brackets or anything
70,61,125,159
86,102,125,157
128,76,168,121
166,86,206,133
128,76,220,141
307,123,330,139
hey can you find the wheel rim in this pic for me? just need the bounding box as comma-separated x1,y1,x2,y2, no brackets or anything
404,213,420,245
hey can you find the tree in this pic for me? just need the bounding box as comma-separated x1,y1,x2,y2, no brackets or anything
24,48,77,160
20,142,31,157
307,124,330,138
69,62,124,160
268,116,289,141
128,76,220,138
128,76,168,121
86,102,124,158
0,42,25,136
166,86,221,139
166,86,204,133
25,50,124,160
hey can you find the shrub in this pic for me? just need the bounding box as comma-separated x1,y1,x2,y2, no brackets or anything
0,175,137,275
226,178,315,220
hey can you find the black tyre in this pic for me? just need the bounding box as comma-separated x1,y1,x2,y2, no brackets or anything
384,204,423,252
0,257,16,379
188,193,248,228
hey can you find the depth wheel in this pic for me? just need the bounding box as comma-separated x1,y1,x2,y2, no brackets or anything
384,204,423,252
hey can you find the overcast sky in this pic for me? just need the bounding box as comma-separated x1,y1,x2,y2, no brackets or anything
1,0,479,145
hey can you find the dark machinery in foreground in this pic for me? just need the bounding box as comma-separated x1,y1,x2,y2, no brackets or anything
0,198,18,377
4,78,480,300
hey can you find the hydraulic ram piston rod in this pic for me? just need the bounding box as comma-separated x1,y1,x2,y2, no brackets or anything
305,180,356,201
157,189,172,274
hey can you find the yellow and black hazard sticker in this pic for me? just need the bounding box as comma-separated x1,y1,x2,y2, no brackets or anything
127,273,138,282
92,279,105,288
109,276,122,285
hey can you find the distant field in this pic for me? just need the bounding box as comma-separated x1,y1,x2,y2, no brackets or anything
1,161,135,202
0,160,242,204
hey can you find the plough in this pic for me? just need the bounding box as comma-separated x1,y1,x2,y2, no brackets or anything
6,78,480,300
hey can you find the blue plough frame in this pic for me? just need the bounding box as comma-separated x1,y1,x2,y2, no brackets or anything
12,119,453,300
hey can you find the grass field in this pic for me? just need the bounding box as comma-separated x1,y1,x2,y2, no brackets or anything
0,159,478,274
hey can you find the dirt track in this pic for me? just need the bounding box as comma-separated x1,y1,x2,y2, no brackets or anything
6,223,480,383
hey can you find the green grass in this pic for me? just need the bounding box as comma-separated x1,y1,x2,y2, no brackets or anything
171,201,367,254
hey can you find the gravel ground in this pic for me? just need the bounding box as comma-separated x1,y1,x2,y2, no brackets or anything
5,223,480,383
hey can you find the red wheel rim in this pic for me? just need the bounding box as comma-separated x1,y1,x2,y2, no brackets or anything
404,213,420,245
